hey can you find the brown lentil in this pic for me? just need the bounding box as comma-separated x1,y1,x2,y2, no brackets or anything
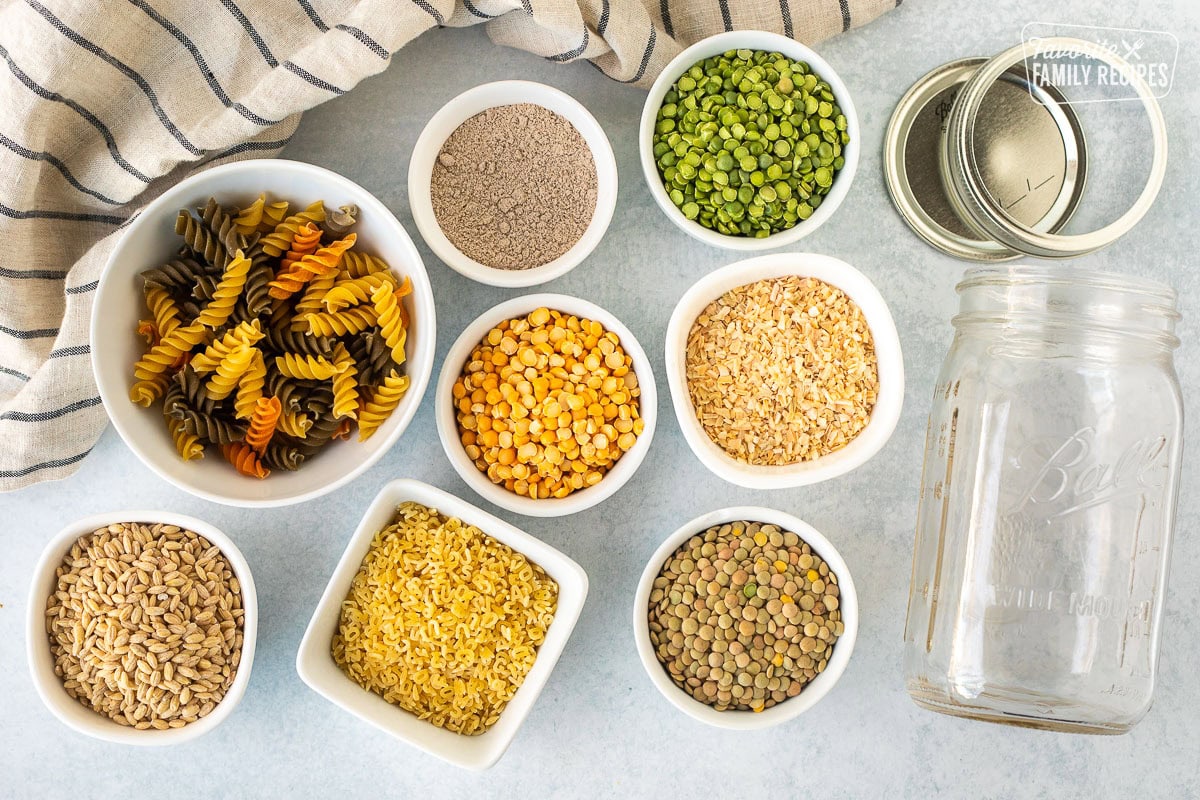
453,307,644,500
685,275,878,465
44,522,245,729
647,520,844,712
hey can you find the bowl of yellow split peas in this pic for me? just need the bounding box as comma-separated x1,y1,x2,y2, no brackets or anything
435,294,657,517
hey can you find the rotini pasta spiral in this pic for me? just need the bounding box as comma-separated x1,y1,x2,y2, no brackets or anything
144,285,182,339
303,306,378,337
169,366,217,416
259,201,326,257
340,250,390,279
275,352,343,380
195,250,251,329
180,408,246,445
330,343,359,420
267,233,355,300
277,408,312,438
221,442,269,479
357,371,411,441
200,197,248,262
129,375,169,407
133,324,208,382
190,319,264,373
261,441,305,471
322,272,397,313
280,222,322,273
205,344,256,401
141,257,208,293
234,349,266,420
371,281,407,367
264,323,333,358
242,251,274,316
260,198,290,233
321,204,358,237
175,210,228,269
244,396,282,454
234,194,266,236
167,414,205,461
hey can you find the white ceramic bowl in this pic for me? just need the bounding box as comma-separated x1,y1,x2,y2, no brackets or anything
296,478,588,770
639,30,860,251
665,252,903,489
92,159,437,507
409,80,618,287
435,294,657,517
26,510,258,746
633,505,858,729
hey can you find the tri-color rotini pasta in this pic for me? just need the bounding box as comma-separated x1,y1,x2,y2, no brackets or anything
130,192,414,477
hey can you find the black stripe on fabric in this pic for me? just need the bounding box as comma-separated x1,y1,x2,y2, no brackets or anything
0,267,68,279
283,61,345,95
597,0,610,35
547,27,589,62
221,0,278,66
297,0,328,30
521,0,532,14
839,0,851,30
334,25,389,59
128,0,282,127
780,0,793,38
0,396,102,422
0,323,59,340
410,0,444,25
66,281,99,295
0,447,93,479
617,26,656,84
658,0,672,38
25,0,203,156
462,0,498,19
717,0,732,31
50,344,90,358
0,44,152,183
0,366,31,382
0,203,123,225
0,133,122,205
206,137,293,163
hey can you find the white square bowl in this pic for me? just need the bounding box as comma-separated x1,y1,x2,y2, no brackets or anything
295,478,588,770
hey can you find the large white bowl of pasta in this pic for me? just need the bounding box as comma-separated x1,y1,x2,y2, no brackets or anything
92,159,436,507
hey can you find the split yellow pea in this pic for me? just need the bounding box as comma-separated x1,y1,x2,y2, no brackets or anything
453,307,644,500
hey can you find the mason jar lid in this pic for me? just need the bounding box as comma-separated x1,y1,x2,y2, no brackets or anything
884,57,1087,262
943,37,1168,259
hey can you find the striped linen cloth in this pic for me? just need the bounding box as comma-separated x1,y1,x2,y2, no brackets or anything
0,0,897,490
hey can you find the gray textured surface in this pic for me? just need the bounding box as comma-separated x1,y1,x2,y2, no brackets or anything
3,1,1198,796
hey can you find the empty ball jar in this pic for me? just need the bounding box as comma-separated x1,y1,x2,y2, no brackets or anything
904,265,1183,733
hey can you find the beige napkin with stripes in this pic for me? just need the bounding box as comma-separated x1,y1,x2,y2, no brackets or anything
0,0,897,490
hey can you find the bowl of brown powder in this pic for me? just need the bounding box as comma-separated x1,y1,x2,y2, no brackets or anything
664,253,904,489
408,81,617,287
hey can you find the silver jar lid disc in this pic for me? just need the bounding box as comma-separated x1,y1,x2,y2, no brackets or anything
884,58,1087,262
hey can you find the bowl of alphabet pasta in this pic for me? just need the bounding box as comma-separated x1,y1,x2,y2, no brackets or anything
92,159,437,507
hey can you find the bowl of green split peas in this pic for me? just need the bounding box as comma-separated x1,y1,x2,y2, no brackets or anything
639,30,859,250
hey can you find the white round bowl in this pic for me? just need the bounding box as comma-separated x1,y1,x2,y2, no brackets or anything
435,293,656,517
409,80,618,287
665,252,903,488
92,159,437,507
633,505,858,730
639,30,860,251
26,510,258,746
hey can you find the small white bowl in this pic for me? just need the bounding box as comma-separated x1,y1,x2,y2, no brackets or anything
26,511,258,746
93,159,437,508
639,31,860,251
665,252,903,489
435,293,657,517
408,80,618,287
296,478,588,770
633,505,858,730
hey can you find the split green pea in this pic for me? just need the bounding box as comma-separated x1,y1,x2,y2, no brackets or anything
652,48,850,238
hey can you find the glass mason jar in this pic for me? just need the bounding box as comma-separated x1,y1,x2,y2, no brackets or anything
904,265,1183,734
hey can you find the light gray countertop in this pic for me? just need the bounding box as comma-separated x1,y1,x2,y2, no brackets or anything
4,1,1198,796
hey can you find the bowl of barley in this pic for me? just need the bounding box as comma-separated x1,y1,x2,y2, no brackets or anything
26,511,257,745
664,253,903,488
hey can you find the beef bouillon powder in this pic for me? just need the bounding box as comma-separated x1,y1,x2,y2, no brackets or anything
430,103,598,270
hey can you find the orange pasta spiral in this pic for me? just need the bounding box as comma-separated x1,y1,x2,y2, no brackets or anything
245,396,282,454
280,222,322,272
267,233,356,300
221,442,270,479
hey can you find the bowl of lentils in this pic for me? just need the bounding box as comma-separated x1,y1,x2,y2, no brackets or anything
640,30,859,250
634,506,857,729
